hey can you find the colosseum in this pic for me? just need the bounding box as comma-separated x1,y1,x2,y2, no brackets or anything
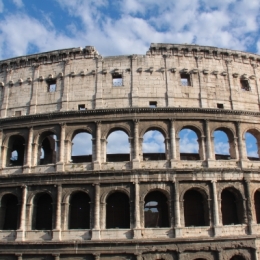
0,42,260,260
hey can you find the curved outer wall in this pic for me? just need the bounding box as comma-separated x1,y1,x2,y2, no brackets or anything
0,44,259,260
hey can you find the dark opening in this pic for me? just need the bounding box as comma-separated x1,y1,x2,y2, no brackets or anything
1,194,19,230
7,135,25,167
221,189,239,225
180,73,191,86
144,191,169,228
230,256,246,260
47,79,56,92
112,74,123,86
254,191,260,223
217,103,224,109
106,192,130,229
78,104,86,111
184,189,206,227
34,193,53,230
149,101,157,108
69,192,90,229
40,135,56,165
240,79,250,91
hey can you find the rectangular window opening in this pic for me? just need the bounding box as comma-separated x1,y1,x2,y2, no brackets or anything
240,79,250,91
217,103,224,109
47,79,56,92
112,74,123,86
78,104,86,111
180,73,191,86
149,101,157,108
14,111,21,116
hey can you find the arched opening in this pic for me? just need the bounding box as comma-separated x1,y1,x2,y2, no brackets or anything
71,132,92,163
179,128,200,160
184,189,207,227
0,194,19,230
214,128,236,160
245,130,260,160
254,190,260,223
142,130,166,161
106,192,130,228
39,132,57,165
221,189,242,225
6,135,25,166
230,256,246,260
69,192,90,229
106,130,130,162
33,193,53,230
144,191,169,228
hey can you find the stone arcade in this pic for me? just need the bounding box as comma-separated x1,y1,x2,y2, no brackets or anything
0,43,260,259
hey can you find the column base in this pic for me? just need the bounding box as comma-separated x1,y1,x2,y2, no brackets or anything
52,229,61,241
207,159,215,168
240,159,249,169
56,162,64,172
133,228,142,239
170,159,178,168
214,226,222,237
93,161,101,170
174,227,182,238
23,165,31,174
16,229,25,241
132,159,140,169
91,229,101,240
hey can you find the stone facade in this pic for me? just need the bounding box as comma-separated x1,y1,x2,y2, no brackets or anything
0,44,259,259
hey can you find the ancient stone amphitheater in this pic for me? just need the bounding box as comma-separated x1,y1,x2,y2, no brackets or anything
0,43,260,260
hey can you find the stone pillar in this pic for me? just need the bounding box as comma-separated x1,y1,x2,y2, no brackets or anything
130,55,139,107
95,57,103,109
199,135,206,160
29,65,39,114
212,180,222,236
1,145,7,168
0,131,4,170
60,60,70,111
132,120,140,169
134,182,142,238
254,248,259,260
15,254,22,260
23,127,33,173
53,254,60,260
135,253,143,260
56,124,66,172
174,181,182,237
205,120,214,167
93,122,101,170
92,183,101,240
16,185,28,241
244,179,253,234
94,254,100,260
236,122,247,168
53,185,62,240
170,119,177,162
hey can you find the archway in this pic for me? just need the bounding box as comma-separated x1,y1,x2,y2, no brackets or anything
184,189,207,226
254,190,260,223
6,135,25,166
144,191,169,228
71,132,92,163
143,130,166,161
69,192,90,229
245,130,259,160
106,130,130,162
106,192,130,228
0,194,19,230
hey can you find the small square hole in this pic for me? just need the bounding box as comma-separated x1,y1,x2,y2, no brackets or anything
78,104,86,110
47,79,56,92
240,79,250,91
180,73,191,86
149,101,157,108
217,103,224,109
14,111,21,116
112,74,123,86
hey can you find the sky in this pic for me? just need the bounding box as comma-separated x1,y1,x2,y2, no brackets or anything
1,0,260,60
2,0,259,159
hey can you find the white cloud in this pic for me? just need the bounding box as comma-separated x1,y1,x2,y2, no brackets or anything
12,0,23,8
214,142,230,155
107,131,130,154
179,129,199,153
143,130,165,153
72,133,92,156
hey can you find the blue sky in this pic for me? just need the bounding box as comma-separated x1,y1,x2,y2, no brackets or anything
1,0,260,60
2,0,259,158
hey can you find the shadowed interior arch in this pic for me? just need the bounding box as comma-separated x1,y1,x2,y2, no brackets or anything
254,190,260,224
106,192,130,228
230,256,246,260
39,132,57,165
69,192,90,229
144,191,169,228
7,135,25,167
33,193,53,230
184,189,207,227
0,194,19,230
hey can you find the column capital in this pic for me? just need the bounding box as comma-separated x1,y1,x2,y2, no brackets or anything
169,118,176,122
93,183,100,186
95,121,102,125
133,119,139,124
59,122,66,127
21,185,27,189
211,180,217,184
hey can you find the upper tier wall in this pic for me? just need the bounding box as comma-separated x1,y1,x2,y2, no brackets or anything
0,43,260,118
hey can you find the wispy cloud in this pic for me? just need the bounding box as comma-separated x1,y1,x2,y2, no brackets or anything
143,130,165,153
179,129,199,153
